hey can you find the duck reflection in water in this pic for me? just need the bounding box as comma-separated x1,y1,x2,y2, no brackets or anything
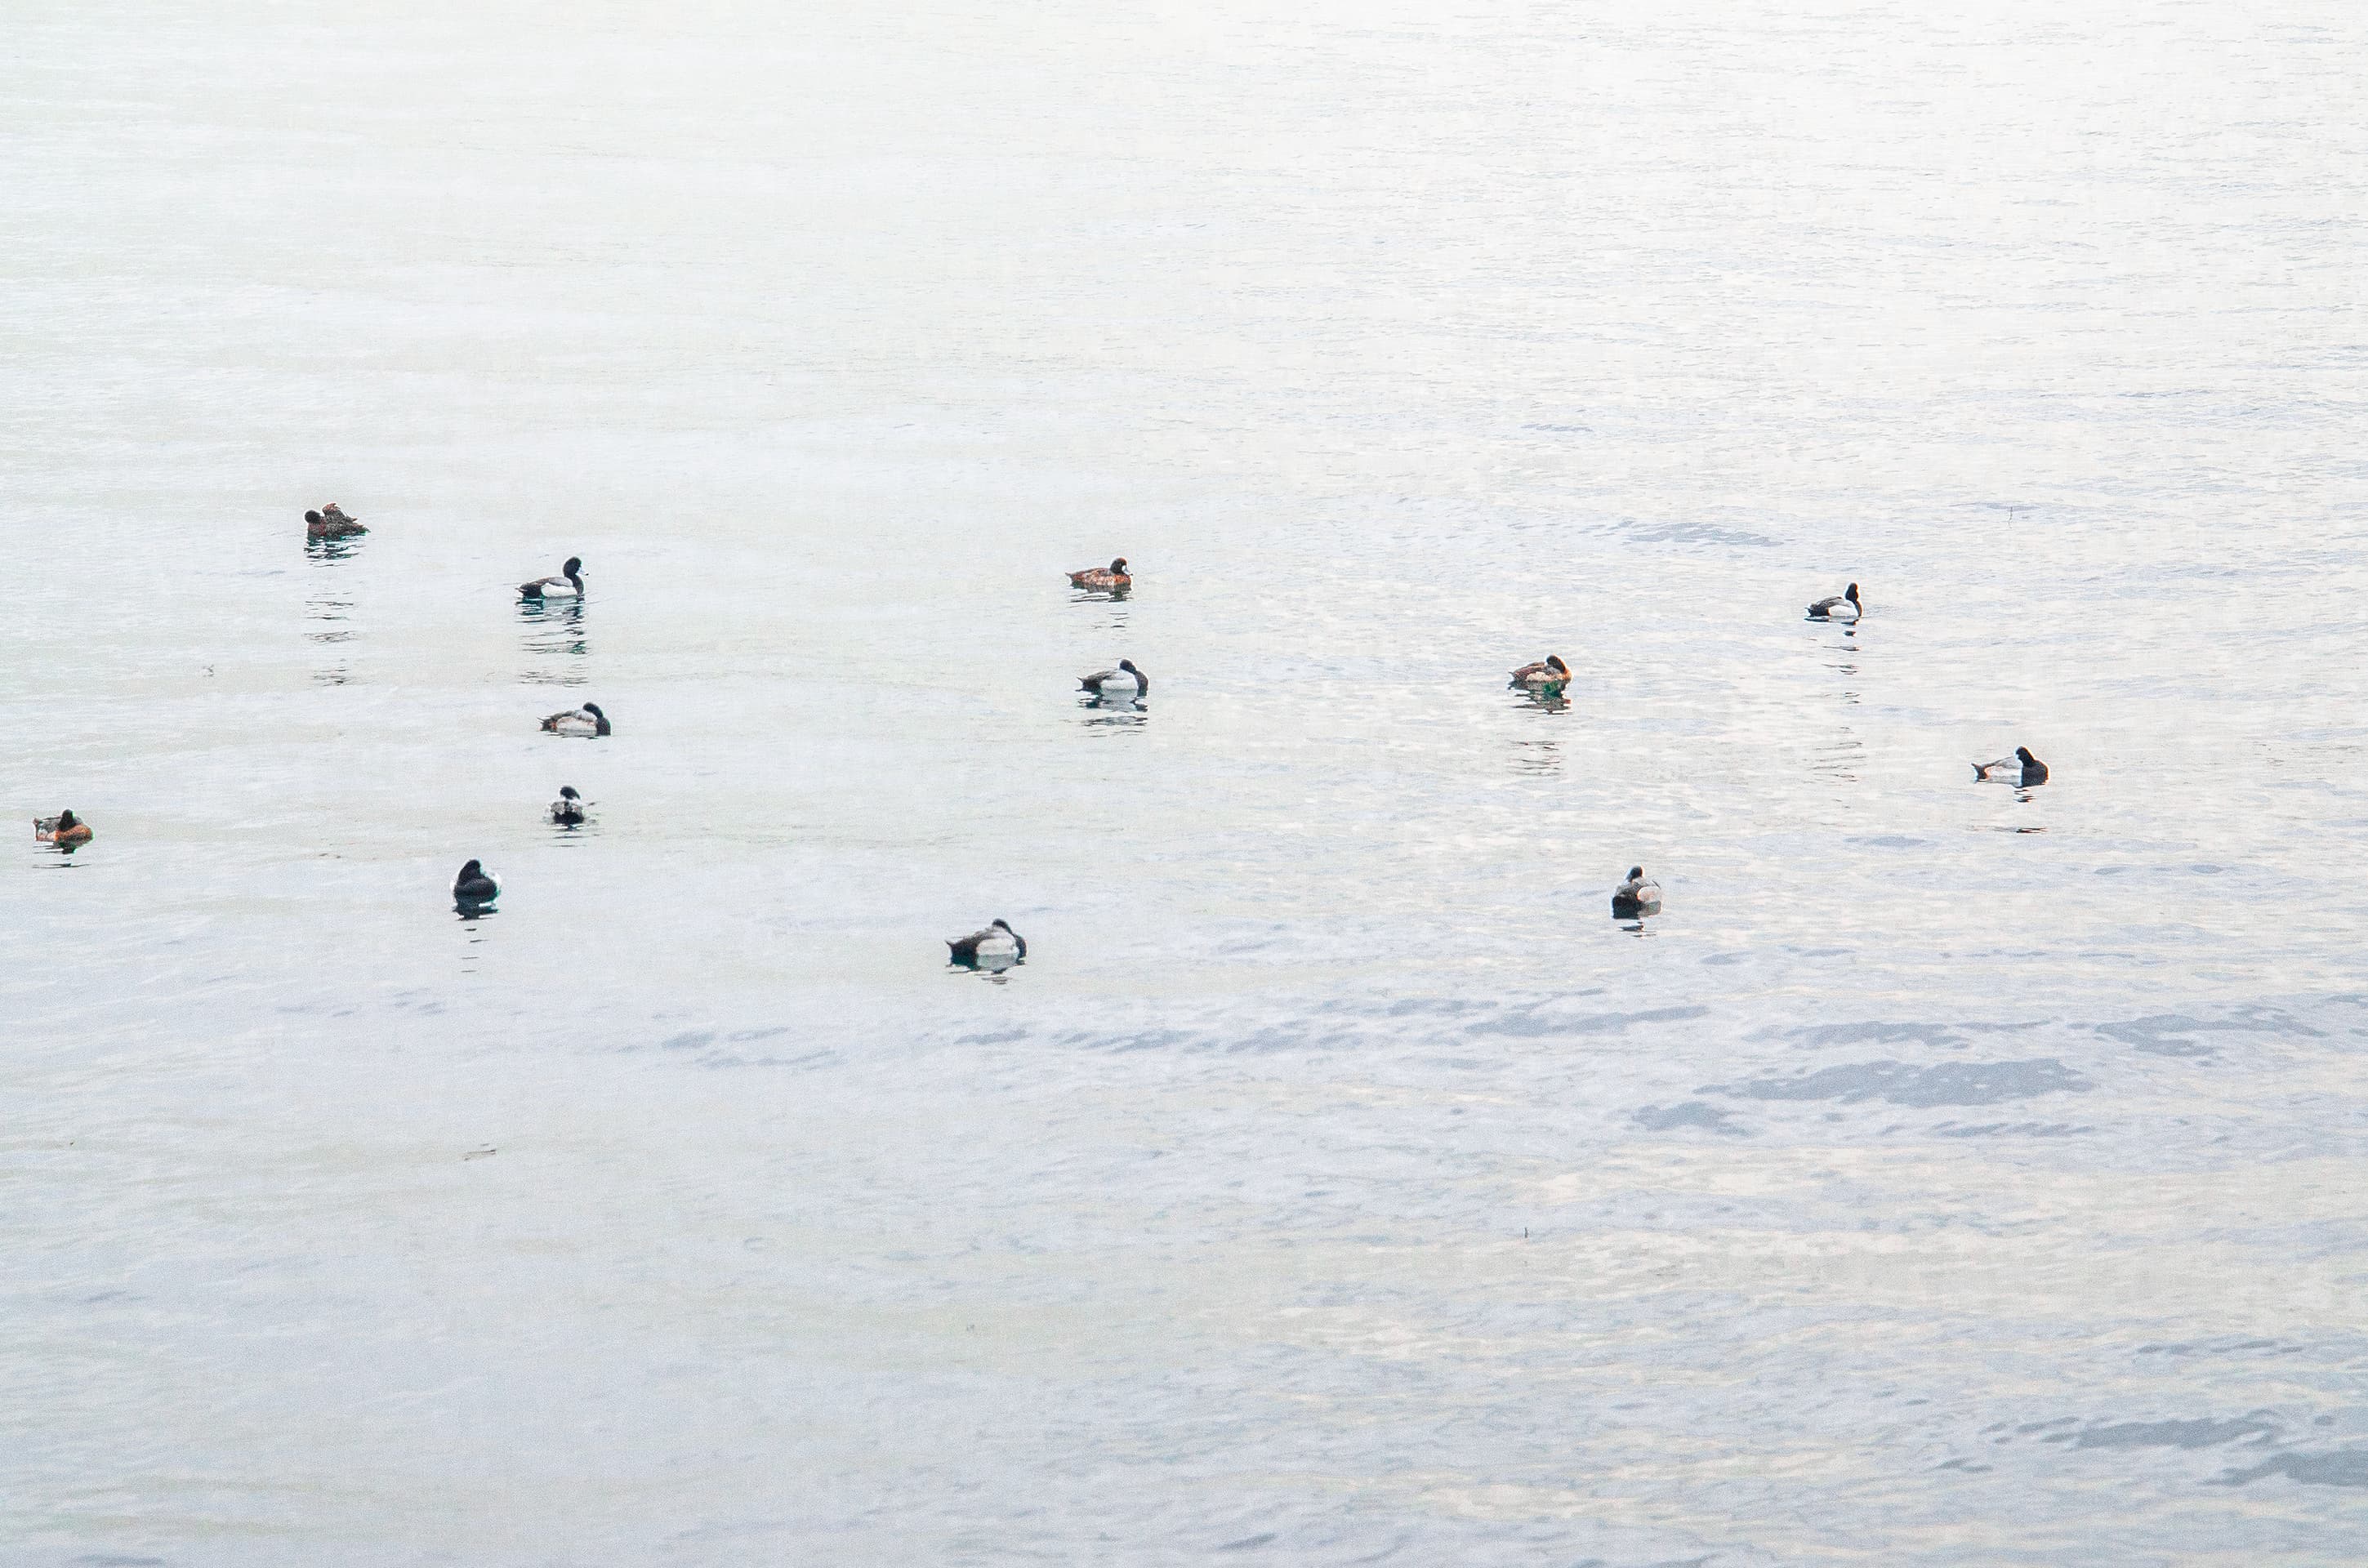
1509,737,1562,775
305,548,358,681
519,595,589,684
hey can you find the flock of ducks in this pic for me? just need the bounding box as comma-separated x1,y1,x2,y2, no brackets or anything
420,535,1159,964
1491,580,2047,921
37,533,2047,956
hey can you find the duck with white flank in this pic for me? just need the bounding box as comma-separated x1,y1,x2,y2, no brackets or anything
550,786,586,824
541,702,610,737
520,556,585,599
947,919,1026,967
1066,558,1130,592
1973,746,2049,786
1079,660,1148,702
452,860,500,902
1612,866,1662,919
34,810,91,847
1509,655,1572,693
1807,583,1862,621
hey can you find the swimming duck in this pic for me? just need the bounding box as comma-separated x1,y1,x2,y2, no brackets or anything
1067,558,1130,591
520,557,585,599
1611,866,1661,918
1973,746,2049,786
304,506,367,538
1079,659,1148,700
947,919,1027,965
541,702,610,737
1807,583,1862,621
550,786,586,824
1510,655,1572,691
34,810,91,847
452,859,500,902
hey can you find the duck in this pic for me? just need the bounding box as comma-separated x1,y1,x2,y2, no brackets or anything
33,810,91,847
453,859,500,902
520,557,585,599
541,702,610,737
1611,866,1662,919
1079,659,1148,700
1067,557,1130,591
550,786,586,824
1509,655,1572,692
1807,583,1862,621
1973,746,2049,786
948,919,1027,965
305,506,367,538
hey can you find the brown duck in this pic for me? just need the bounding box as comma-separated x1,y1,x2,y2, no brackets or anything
305,503,367,537
1066,557,1130,591
1509,655,1572,692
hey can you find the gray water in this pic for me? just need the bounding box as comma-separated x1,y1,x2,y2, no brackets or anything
8,2,2368,1562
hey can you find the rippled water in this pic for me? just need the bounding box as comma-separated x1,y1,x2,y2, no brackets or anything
9,2,2368,1561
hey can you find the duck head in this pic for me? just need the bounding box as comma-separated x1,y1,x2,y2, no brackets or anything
1110,558,1129,573
1547,655,1571,676
457,858,484,880
1626,866,1644,881
304,510,323,524
563,556,582,579
2016,746,2037,764
56,810,78,830
1845,583,1860,604
559,786,580,801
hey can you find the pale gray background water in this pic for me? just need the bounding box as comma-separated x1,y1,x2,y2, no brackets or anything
7,1,2367,1561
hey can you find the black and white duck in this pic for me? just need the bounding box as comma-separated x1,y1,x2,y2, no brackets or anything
541,702,610,737
520,557,585,599
947,919,1026,967
1807,584,1862,621
1611,866,1662,919
1973,746,2049,786
1079,660,1148,701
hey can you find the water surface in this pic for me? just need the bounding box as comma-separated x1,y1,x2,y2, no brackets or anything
7,1,2368,1561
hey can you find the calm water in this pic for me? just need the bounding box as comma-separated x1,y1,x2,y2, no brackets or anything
8,2,2368,1561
